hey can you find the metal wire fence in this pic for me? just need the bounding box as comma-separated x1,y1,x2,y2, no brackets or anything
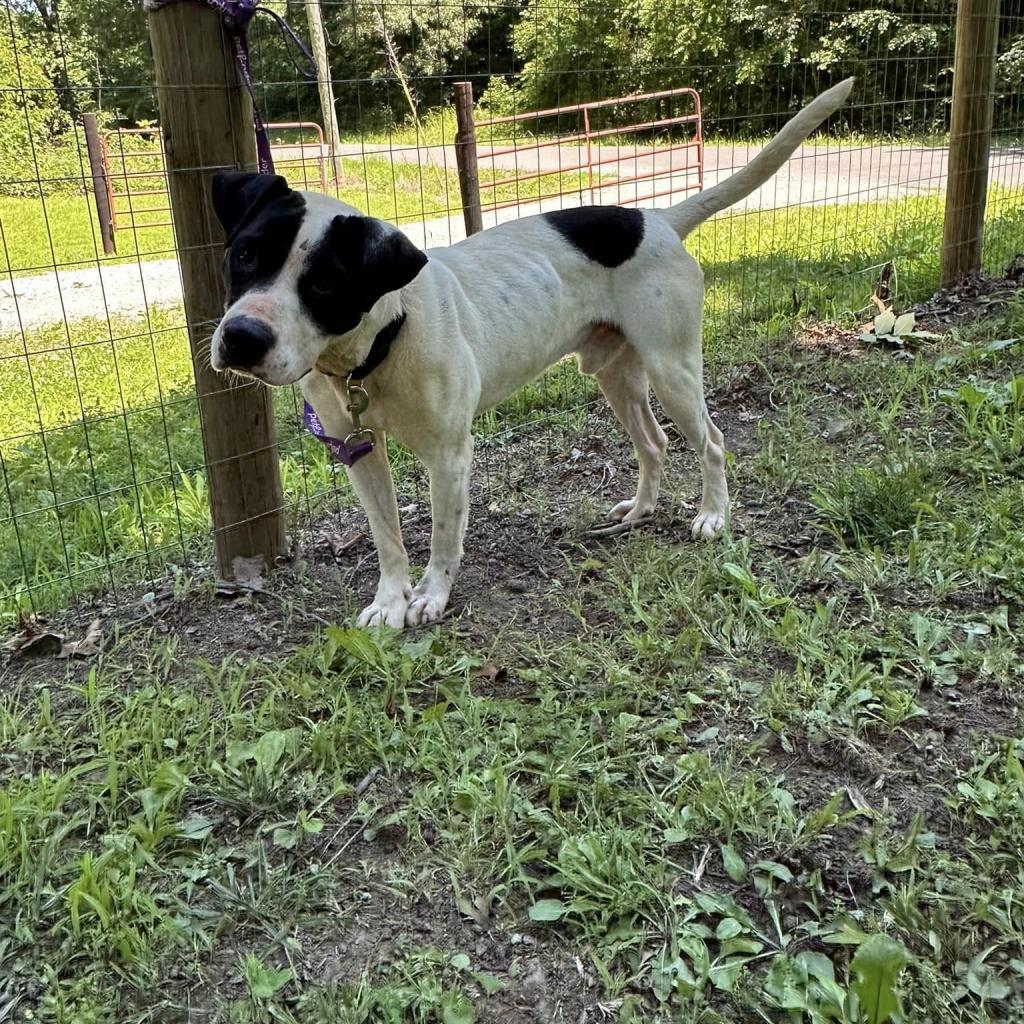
1,0,1022,620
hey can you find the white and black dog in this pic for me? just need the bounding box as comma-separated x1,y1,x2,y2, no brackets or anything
210,79,853,629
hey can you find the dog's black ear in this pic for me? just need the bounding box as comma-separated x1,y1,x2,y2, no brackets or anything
211,171,291,242
330,215,428,307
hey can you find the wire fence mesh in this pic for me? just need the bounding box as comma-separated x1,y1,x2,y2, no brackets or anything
1,0,1022,621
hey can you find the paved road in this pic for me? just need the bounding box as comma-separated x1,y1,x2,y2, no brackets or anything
330,139,1023,212
3,143,1021,333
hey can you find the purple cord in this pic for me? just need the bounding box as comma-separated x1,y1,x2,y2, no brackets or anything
146,0,315,174
303,402,375,467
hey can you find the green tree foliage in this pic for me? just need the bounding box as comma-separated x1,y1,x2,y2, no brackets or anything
0,15,69,138
2,0,1022,146
61,0,155,123
6,0,166,123
310,0,512,129
511,0,1023,135
0,11,79,194
4,0,514,129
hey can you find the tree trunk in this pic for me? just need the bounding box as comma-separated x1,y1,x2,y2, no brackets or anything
305,0,342,186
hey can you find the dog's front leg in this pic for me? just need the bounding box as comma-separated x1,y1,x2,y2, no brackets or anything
302,372,411,628
346,438,413,628
405,434,473,627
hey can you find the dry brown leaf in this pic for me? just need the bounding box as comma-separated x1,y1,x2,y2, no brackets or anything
59,618,103,659
5,630,63,658
324,530,365,559
456,891,494,927
846,786,872,812
475,663,507,684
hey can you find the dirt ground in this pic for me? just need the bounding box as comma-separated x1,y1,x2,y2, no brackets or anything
5,359,784,678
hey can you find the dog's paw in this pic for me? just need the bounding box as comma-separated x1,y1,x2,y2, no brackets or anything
690,510,727,540
356,591,410,629
405,586,449,627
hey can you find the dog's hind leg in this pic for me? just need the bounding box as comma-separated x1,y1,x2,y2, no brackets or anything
594,344,668,524
645,352,729,540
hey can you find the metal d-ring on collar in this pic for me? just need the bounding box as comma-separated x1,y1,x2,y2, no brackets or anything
302,312,407,467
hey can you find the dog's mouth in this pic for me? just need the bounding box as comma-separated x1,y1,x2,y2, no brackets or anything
221,363,313,389
224,366,267,384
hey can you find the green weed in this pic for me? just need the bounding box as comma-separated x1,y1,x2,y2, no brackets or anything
811,462,935,548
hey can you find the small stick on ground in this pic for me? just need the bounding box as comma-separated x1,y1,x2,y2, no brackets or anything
354,765,381,797
585,516,653,538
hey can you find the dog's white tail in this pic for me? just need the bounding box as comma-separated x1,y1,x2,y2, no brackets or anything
658,78,855,241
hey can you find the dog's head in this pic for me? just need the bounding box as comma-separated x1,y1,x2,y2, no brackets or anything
209,171,428,386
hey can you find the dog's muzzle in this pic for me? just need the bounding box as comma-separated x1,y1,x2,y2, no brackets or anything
218,316,274,371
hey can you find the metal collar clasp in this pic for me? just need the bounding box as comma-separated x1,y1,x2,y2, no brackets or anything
345,376,376,449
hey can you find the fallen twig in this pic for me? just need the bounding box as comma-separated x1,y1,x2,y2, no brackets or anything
585,515,653,538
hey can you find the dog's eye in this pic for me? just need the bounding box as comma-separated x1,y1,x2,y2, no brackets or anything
308,277,333,297
233,246,257,271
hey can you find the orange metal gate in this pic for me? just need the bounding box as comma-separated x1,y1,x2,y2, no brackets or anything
85,121,329,254
84,92,703,255
103,126,173,244
473,87,703,214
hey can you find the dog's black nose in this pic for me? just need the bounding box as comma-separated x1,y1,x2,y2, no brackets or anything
220,316,274,369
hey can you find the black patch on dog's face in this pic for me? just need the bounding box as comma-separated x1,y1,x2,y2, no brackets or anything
543,207,644,268
212,171,306,303
298,215,428,336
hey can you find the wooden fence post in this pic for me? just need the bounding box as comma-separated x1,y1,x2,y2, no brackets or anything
453,82,483,236
83,114,116,255
940,0,1000,288
147,2,287,579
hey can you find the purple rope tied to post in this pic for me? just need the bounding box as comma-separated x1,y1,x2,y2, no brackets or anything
144,0,315,173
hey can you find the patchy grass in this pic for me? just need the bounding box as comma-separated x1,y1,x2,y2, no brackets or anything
0,324,600,616
0,304,594,616
0,306,335,613
1,291,1023,1021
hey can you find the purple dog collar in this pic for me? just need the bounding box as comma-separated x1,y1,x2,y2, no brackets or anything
303,401,374,467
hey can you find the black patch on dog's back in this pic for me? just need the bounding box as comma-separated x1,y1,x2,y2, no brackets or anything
543,207,644,267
